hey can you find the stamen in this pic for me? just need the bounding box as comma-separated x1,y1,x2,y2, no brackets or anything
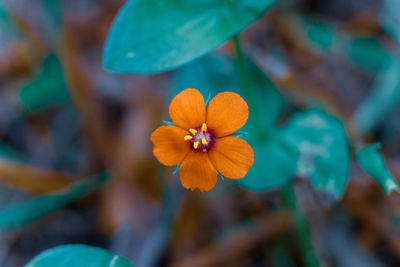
201,123,207,133
184,135,193,141
201,138,208,145
193,141,199,149
189,129,197,135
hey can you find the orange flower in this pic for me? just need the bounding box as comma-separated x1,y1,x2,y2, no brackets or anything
151,88,254,192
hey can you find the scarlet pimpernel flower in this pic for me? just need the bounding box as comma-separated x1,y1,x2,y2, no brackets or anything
151,88,254,192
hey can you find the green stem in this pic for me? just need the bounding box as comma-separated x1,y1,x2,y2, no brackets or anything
232,35,261,135
233,34,319,266
233,33,318,266
282,184,320,267
233,35,300,153
157,165,173,227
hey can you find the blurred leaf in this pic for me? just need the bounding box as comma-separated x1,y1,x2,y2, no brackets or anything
353,57,400,135
234,134,297,191
25,244,133,267
348,37,391,72
302,16,336,51
297,14,391,72
381,0,400,44
0,172,109,230
17,53,71,114
103,0,276,73
282,109,350,201
357,143,400,194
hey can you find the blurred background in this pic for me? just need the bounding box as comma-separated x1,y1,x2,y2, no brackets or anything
0,0,400,266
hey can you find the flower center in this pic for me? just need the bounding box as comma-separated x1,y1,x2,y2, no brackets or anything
184,123,215,152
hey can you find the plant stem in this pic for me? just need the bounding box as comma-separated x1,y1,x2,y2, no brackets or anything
232,35,261,134
233,33,319,266
282,184,320,267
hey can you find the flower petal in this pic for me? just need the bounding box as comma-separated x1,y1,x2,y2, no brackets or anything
179,151,218,192
209,136,254,179
169,88,206,129
151,125,191,166
206,92,249,137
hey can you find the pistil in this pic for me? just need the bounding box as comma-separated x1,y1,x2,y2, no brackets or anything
184,123,214,152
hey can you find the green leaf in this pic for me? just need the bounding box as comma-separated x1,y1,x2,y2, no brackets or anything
357,143,400,194
302,16,336,51
234,135,297,191
282,109,350,201
348,37,391,72
25,244,133,267
353,57,400,135
103,0,277,73
297,14,391,72
0,172,110,230
17,53,71,114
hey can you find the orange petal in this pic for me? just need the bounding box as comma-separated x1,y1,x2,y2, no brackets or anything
206,92,249,137
169,88,206,129
209,136,254,179
151,125,191,166
179,151,218,192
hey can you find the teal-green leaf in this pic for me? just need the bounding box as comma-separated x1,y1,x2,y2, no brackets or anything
282,109,350,201
348,37,391,72
302,16,335,51
234,135,297,191
17,54,71,114
297,14,391,72
25,244,133,267
0,172,110,230
103,0,277,74
357,143,400,194
353,57,400,135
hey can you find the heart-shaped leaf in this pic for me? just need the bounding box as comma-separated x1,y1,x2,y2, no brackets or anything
282,109,350,202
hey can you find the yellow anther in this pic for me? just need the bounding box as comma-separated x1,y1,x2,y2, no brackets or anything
184,135,193,141
193,141,199,149
189,129,197,135
201,138,208,145
201,123,207,132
